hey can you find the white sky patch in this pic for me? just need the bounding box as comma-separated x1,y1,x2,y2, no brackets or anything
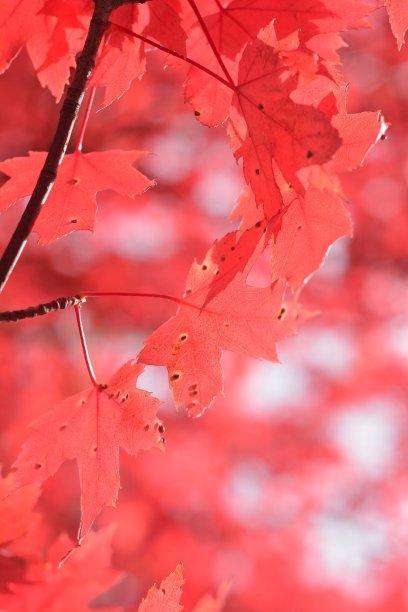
329,398,402,478
241,360,313,414
304,511,389,600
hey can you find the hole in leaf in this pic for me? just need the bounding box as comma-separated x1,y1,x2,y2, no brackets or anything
255,168,260,175
306,150,313,158
194,110,200,116
70,219,77,224
257,103,264,110
170,372,181,381
202,264,208,271
67,178,79,185
278,307,286,320
179,333,188,342
255,221,262,228
158,424,165,434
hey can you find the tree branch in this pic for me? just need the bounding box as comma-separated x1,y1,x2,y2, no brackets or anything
0,296,83,321
0,0,147,295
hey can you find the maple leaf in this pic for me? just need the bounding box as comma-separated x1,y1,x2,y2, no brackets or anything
0,150,153,244
229,39,341,218
137,564,184,612
209,0,376,45
386,0,408,49
139,258,299,416
112,0,186,56
271,187,352,290
90,27,146,109
101,0,185,108
7,362,163,542
197,221,268,305
144,0,186,56
0,528,123,611
329,92,384,172
26,0,90,101
0,0,44,75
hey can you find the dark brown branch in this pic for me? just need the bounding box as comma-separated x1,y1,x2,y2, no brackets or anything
0,0,147,295
0,296,83,322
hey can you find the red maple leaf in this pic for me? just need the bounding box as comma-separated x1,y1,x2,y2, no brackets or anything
90,27,146,109
207,0,375,45
386,0,408,49
229,38,341,218
99,0,186,108
0,0,44,75
6,362,163,542
329,91,384,172
0,150,153,243
272,187,352,290
137,564,184,612
26,0,89,101
139,257,299,416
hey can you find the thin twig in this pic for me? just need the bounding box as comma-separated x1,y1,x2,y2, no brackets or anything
74,303,99,388
76,87,97,153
